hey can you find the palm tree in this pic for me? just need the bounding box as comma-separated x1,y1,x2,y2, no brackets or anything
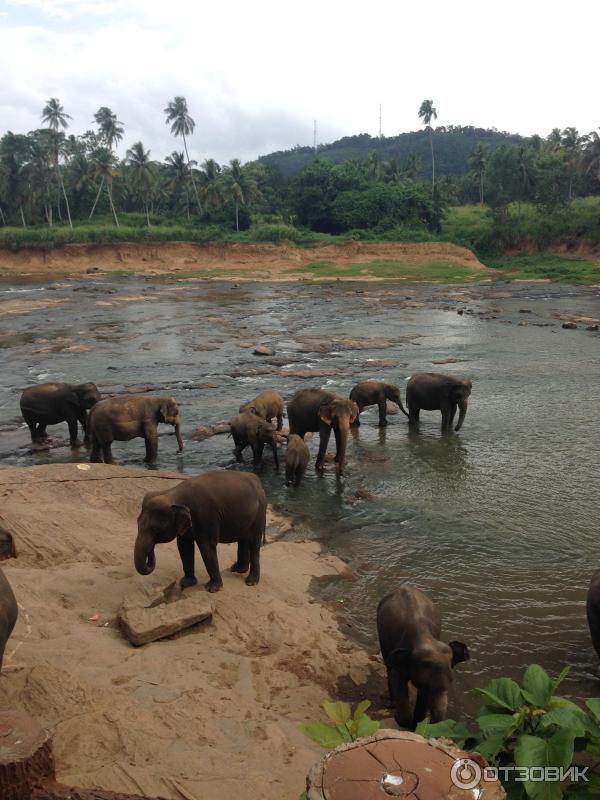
91,147,120,226
561,127,583,200
402,153,421,181
164,96,201,212
583,130,600,181
125,141,156,226
41,97,73,227
418,99,437,196
165,151,193,218
468,142,489,206
366,151,382,183
90,106,124,218
516,146,535,219
223,159,262,231
29,130,56,225
199,159,224,208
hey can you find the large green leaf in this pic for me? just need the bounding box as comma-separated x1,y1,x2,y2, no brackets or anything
297,721,346,749
349,700,374,738
474,677,523,711
586,698,600,724
521,665,554,708
515,730,575,799
416,718,471,746
473,732,508,764
538,707,588,738
323,701,351,726
478,712,519,736
551,666,570,692
355,714,380,738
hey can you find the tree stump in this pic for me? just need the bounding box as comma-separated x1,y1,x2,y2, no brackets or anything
305,729,506,799
0,710,55,800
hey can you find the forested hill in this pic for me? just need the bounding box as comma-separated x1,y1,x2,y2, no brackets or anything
259,126,526,177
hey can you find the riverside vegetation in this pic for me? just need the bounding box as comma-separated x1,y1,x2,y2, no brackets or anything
1,96,600,281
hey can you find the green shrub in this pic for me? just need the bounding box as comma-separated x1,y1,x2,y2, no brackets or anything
299,700,380,748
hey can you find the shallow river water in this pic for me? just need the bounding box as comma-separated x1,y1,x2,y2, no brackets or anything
1,276,599,718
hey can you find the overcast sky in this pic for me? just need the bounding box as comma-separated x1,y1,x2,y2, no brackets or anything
1,0,598,165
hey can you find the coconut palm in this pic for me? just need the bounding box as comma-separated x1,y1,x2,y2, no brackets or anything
223,159,262,231
125,141,156,226
91,147,120,226
561,127,583,200
418,99,437,195
41,97,73,227
468,142,489,206
583,130,600,181
165,151,193,218
29,130,56,225
164,96,201,212
90,107,124,218
366,151,382,183
199,159,224,208
0,132,31,227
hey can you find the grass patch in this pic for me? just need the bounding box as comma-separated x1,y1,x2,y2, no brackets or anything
486,254,600,283
290,260,487,282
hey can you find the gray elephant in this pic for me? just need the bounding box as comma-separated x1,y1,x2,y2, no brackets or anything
239,390,285,430
349,380,409,427
134,471,267,592
406,373,472,432
287,388,358,476
20,382,101,447
229,411,283,470
285,434,310,487
89,395,183,465
377,584,469,729
587,570,600,658
0,567,18,672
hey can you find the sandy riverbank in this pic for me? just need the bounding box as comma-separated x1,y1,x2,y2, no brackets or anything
0,240,487,280
0,463,379,800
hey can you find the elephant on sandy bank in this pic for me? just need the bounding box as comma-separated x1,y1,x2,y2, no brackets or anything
287,389,358,476
20,382,101,447
239,390,285,431
134,471,267,592
0,567,18,673
89,395,183,465
377,584,469,729
406,373,472,432
350,380,408,427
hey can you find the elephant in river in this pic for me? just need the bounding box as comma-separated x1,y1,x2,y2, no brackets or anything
285,434,310,487
134,471,267,592
20,382,101,447
586,570,600,658
239,390,284,431
349,380,409,427
0,567,18,673
229,411,283,470
287,389,358,476
89,395,183,465
406,373,472,432
377,584,469,729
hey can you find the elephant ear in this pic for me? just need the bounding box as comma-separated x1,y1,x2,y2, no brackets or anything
448,641,469,666
65,390,81,407
171,504,192,536
318,404,333,426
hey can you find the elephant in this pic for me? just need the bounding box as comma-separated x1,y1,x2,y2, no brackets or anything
377,584,469,729
88,395,183,465
287,389,358,476
229,411,283,470
239,390,285,431
134,471,267,593
586,570,600,658
285,434,310,487
20,382,101,447
406,373,472,432
0,567,18,673
349,380,409,427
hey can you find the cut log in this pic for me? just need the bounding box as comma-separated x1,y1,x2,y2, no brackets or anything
0,710,55,800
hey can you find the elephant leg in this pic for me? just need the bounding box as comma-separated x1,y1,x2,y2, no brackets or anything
23,415,37,443
245,537,261,586
440,403,451,431
37,424,48,441
333,426,342,463
351,405,362,427
271,441,279,471
449,402,457,429
408,406,419,426
315,425,331,470
67,416,81,447
392,672,412,729
377,397,388,427
177,535,197,588
90,438,102,462
144,435,158,465
231,540,250,573
232,434,245,462
76,409,89,444
412,687,429,728
101,443,113,464
252,442,264,467
197,537,223,593
276,413,283,431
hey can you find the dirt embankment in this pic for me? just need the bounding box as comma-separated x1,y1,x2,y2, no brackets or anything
0,463,377,800
0,240,485,279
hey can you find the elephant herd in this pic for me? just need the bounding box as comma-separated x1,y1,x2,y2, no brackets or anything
4,371,599,732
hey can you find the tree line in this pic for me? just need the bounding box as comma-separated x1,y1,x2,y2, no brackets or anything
1,96,599,237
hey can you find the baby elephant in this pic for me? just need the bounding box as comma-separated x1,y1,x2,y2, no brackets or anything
350,380,409,427
89,395,183,465
285,434,310,487
377,584,469,729
406,373,472,432
229,411,282,470
135,471,267,592
20,381,101,447
0,566,18,673
239,390,284,431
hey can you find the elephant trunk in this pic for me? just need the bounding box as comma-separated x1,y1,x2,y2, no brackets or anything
174,417,184,452
335,419,350,475
412,687,430,729
134,530,156,575
455,399,468,432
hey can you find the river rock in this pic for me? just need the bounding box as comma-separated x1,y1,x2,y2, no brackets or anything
190,421,231,441
119,583,214,646
562,322,578,329
253,345,275,356
587,324,599,331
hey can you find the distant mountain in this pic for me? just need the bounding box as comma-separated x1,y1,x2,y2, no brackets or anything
258,126,526,177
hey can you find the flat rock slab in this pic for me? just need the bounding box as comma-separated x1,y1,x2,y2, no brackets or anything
119,583,215,646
